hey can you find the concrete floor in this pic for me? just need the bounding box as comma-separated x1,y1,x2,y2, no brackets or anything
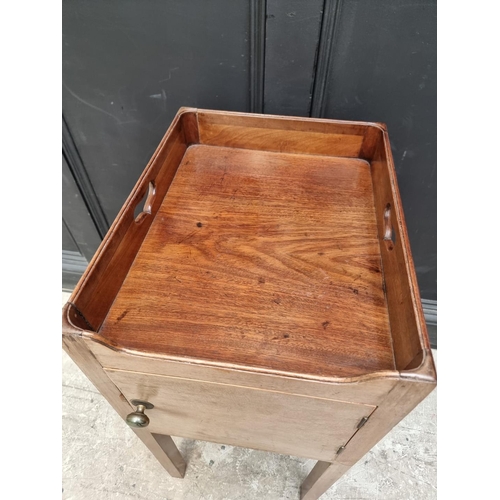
62,292,437,499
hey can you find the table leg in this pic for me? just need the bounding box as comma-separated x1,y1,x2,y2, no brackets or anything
62,333,187,478
300,460,350,500
136,431,186,478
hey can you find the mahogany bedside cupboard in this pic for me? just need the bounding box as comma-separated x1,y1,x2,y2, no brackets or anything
62,108,436,500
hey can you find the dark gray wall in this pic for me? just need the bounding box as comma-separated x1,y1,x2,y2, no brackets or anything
63,0,251,224
314,0,437,300
264,0,324,116
63,0,436,306
62,152,101,289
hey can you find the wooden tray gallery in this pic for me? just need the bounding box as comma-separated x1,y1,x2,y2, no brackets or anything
62,109,436,500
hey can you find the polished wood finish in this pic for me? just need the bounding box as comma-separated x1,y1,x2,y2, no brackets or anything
62,311,186,478
63,108,436,499
370,130,431,371
87,340,400,405
100,145,393,378
300,376,435,499
69,113,189,332
106,368,375,462
197,110,365,157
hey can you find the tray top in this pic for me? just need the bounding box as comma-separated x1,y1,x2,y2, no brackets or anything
100,144,395,378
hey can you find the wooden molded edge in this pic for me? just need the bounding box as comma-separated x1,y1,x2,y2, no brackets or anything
62,302,84,337
333,377,436,470
196,107,387,134
62,110,435,385
400,349,437,384
177,106,198,114
178,107,200,145
67,107,193,307
379,129,436,384
360,123,384,161
73,326,402,386
104,367,378,408
62,304,187,479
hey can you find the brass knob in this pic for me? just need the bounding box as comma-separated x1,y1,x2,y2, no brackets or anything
126,400,154,428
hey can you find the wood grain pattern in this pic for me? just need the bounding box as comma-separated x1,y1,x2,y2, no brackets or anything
300,376,436,499
62,109,437,500
180,107,199,145
99,145,394,378
88,339,399,405
62,307,186,478
359,125,383,160
300,461,350,500
106,368,375,462
198,110,365,157
370,129,432,371
336,378,435,467
69,110,191,331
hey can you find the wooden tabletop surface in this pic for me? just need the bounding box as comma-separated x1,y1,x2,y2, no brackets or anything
100,144,395,378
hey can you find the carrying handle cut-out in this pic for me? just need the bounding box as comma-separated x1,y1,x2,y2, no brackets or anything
383,203,396,249
134,181,156,223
